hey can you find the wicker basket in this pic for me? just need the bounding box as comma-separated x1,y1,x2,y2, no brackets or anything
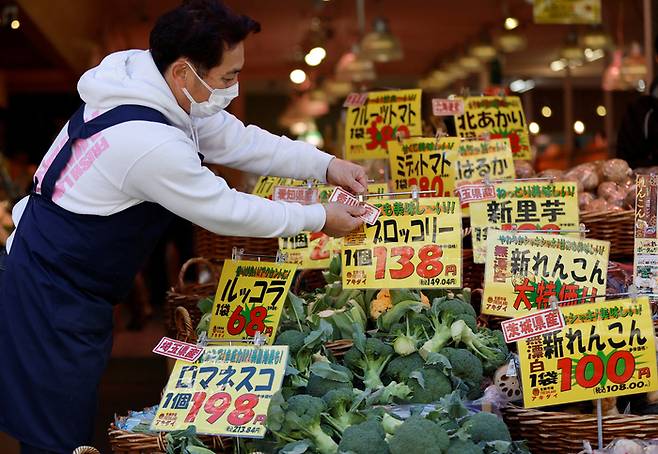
107,426,233,453
581,209,634,258
503,404,658,453
108,307,231,453
462,249,484,290
292,269,327,295
164,258,222,338
193,226,279,261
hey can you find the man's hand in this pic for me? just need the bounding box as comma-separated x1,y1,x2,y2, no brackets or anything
326,158,368,194
322,203,365,237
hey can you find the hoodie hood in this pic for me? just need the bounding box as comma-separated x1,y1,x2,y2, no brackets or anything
78,50,192,131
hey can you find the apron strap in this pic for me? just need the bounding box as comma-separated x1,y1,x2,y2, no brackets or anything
40,104,170,200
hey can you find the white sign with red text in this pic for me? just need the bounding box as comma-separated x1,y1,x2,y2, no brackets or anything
501,308,565,343
328,187,381,225
432,98,465,117
153,337,204,362
272,186,318,205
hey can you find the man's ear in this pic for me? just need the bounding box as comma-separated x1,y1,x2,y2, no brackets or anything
169,59,189,86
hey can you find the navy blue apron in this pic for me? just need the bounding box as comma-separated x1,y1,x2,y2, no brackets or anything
0,104,177,452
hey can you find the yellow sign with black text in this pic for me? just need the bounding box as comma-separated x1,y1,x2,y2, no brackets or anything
345,89,422,161
470,181,580,263
151,345,288,436
341,197,462,289
388,137,458,197
483,230,609,317
455,96,531,160
518,297,657,408
208,260,297,343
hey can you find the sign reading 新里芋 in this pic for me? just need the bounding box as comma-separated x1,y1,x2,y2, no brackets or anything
345,89,422,161
470,181,580,263
151,345,288,437
634,175,658,296
388,137,458,198
533,0,601,24
518,297,657,408
483,230,609,318
341,197,462,289
208,260,297,343
455,96,531,160
501,308,565,343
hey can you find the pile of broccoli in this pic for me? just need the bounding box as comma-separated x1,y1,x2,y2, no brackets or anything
265,389,531,454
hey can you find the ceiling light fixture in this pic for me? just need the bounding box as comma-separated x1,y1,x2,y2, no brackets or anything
360,17,403,62
541,106,552,117
529,122,540,134
574,120,585,134
290,69,307,84
504,17,519,30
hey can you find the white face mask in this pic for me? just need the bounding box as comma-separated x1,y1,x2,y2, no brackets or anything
181,62,239,117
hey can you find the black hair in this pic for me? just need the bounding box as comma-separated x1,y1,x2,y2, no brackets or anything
149,0,260,76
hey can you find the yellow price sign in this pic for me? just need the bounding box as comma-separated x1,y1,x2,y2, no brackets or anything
455,96,531,160
518,297,657,408
345,89,422,161
279,232,335,270
483,230,609,317
470,181,579,263
252,176,299,198
388,137,458,197
533,0,601,24
455,138,515,184
209,260,297,343
342,197,462,289
151,345,288,436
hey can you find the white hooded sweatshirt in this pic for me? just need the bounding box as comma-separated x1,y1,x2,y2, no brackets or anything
7,50,332,251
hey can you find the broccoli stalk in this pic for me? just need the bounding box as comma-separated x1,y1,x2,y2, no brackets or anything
450,320,504,365
267,393,338,454
418,308,452,360
322,388,364,433
344,338,393,389
392,317,423,356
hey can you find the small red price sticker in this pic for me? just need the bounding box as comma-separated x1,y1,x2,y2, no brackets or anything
272,186,318,205
501,308,564,343
432,98,464,116
153,337,204,362
343,92,369,108
455,183,496,206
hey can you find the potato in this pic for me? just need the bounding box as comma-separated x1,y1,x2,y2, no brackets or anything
537,169,564,179
602,158,632,183
564,167,599,191
584,198,609,212
597,181,620,199
578,192,595,209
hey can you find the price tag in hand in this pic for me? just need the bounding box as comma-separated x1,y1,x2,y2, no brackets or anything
329,187,381,225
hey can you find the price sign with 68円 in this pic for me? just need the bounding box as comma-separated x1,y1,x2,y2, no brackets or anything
208,260,297,344
341,197,462,289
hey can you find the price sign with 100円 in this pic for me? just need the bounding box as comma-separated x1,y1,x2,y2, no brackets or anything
208,260,297,344
151,345,288,436
341,197,462,289
518,297,657,408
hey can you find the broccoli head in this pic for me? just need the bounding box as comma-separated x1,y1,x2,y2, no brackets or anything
306,363,353,398
440,347,484,399
337,419,390,454
451,320,507,369
344,338,394,389
266,393,338,454
407,367,452,404
476,327,510,375
275,329,307,354
419,298,477,360
384,352,425,383
322,388,364,433
460,411,512,443
388,415,450,454
446,439,483,454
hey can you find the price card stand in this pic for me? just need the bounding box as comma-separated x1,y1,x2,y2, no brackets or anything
231,246,287,264
537,289,658,451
